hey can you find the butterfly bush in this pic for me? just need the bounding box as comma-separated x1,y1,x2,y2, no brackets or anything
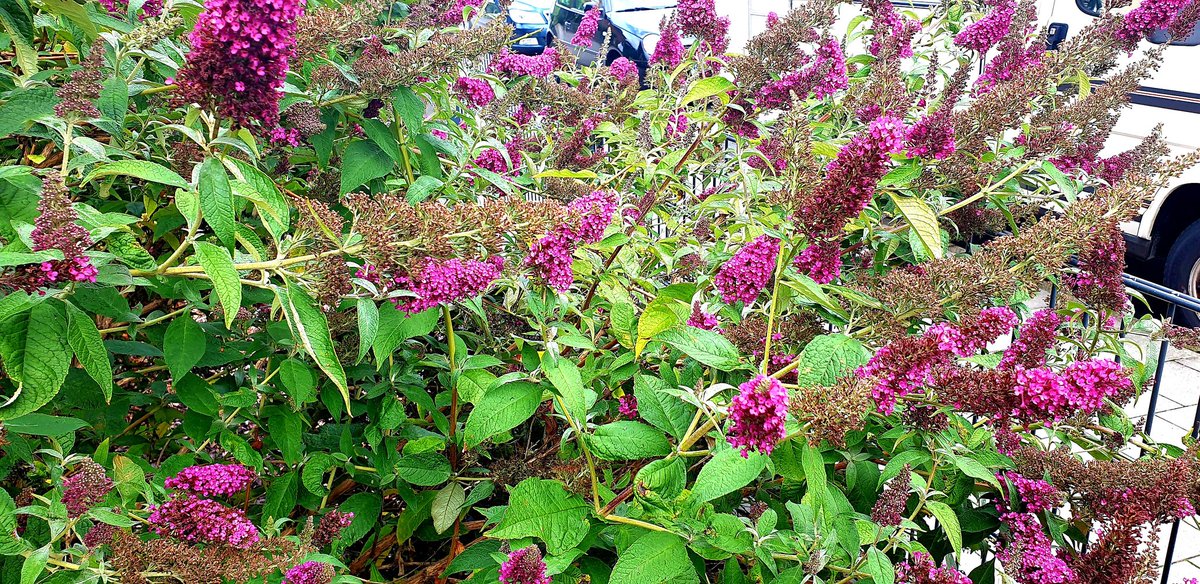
6,0,1200,582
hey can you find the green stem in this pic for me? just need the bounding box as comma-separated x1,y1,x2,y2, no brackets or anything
553,394,602,511
444,305,460,468
760,241,788,374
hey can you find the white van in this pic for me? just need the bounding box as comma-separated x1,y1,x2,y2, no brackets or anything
1040,0,1200,324
723,0,1200,323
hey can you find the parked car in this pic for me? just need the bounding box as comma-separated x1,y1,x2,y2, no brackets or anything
484,0,555,54
549,0,678,72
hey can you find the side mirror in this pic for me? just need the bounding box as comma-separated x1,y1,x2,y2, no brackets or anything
1046,23,1069,51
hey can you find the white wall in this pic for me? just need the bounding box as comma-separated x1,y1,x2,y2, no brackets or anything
717,0,796,52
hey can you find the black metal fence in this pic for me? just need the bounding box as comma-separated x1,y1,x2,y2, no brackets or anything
1107,273,1200,583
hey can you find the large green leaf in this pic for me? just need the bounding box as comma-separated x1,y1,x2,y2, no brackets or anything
636,297,679,357
372,303,439,363
263,472,298,521
610,531,698,584
655,326,742,371
542,354,589,423
228,158,289,241
0,301,70,420
340,139,394,194
793,334,870,387
463,381,542,448
163,314,205,381
82,160,189,189
0,0,37,76
486,478,590,555
926,500,963,557
198,157,236,250
192,241,242,328
692,448,767,502
890,193,944,260
355,298,379,364
0,489,27,554
587,421,671,461
633,374,693,440
431,482,465,534
0,88,55,136
682,76,735,105
279,282,350,414
64,302,113,402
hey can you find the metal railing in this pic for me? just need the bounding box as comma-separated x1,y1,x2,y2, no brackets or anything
1109,273,1200,583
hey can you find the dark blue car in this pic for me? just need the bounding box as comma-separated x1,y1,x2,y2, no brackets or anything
484,0,556,54
549,0,678,71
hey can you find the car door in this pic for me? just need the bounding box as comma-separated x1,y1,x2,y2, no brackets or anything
551,0,602,65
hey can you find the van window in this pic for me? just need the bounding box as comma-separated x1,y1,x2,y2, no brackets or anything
1074,0,1200,46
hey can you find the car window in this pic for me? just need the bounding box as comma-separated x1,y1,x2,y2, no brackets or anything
609,1,677,10
1075,0,1200,45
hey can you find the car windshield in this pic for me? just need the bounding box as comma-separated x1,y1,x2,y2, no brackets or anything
609,1,676,11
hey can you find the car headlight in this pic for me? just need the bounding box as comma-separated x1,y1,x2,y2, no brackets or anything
642,34,660,57
509,9,545,24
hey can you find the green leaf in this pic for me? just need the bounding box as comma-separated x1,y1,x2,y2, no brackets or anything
372,304,439,362
636,297,679,357
174,374,218,416
21,545,48,584
879,162,922,187
0,1,37,76
794,334,870,387
0,301,70,420
106,231,157,270
878,451,928,488
587,421,672,461
302,453,335,495
682,76,735,105
654,326,742,371
463,381,542,448
865,547,895,584
192,242,242,329
228,158,289,240
112,455,145,504
98,76,128,127
432,482,466,534
633,375,693,440
889,193,944,260
356,298,379,364
926,500,963,556
263,472,298,521
360,118,403,164
87,508,133,528
64,302,113,401
40,0,97,37
391,86,426,132
279,282,350,413
164,315,205,381
486,478,590,555
4,413,87,436
340,140,394,194
0,251,61,268
277,358,317,405
692,448,767,502
338,493,383,545
610,531,698,584
0,489,25,555
542,355,589,423
198,157,236,250
396,452,452,486
83,160,189,189
610,302,636,348
636,457,686,498
952,455,1002,489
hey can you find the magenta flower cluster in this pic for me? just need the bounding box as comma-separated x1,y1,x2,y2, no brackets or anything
491,47,562,79
687,302,719,330
609,57,639,84
175,0,304,128
675,0,731,54
650,18,685,68
954,0,1016,52
475,148,511,175
1002,472,1061,513
283,561,332,584
997,512,1076,584
437,0,487,24
928,307,1017,357
454,77,495,108
793,241,842,284
865,0,921,58
526,191,618,291
31,179,98,288
714,235,780,305
896,552,972,584
999,309,1062,369
976,41,1043,93
395,256,505,314
618,394,638,418
727,374,788,457
61,460,113,518
148,495,260,548
499,546,551,584
1011,359,1130,422
757,37,847,108
164,464,257,497
571,7,601,47
905,111,957,160
1116,0,1194,49
99,0,164,19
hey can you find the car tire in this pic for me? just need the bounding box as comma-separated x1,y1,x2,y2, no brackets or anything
1162,218,1200,327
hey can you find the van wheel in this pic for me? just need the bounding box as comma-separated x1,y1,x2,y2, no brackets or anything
1162,219,1200,327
